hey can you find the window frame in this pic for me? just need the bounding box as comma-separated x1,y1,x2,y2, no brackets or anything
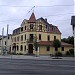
47,35,50,41
21,27,23,31
47,45,50,51
25,26,26,30
25,34,26,40
21,35,23,41
54,36,56,40
39,34,41,40
39,25,42,31
30,24,34,30
62,47,64,51
20,45,23,51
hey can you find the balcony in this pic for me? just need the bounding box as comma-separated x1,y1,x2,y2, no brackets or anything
27,38,34,43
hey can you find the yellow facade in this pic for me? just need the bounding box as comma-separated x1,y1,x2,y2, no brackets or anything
0,12,73,55
10,12,73,55
39,46,73,55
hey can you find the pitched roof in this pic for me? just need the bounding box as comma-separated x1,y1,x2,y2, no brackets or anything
28,12,36,23
61,42,73,47
38,41,53,46
38,41,73,47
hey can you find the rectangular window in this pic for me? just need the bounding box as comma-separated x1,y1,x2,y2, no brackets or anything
30,24,33,29
25,46,26,51
25,34,26,40
39,34,41,40
55,48,58,51
5,41,6,45
46,25,47,29
53,27,55,31
17,45,19,51
21,27,23,31
25,26,26,30
21,35,23,41
20,45,23,51
17,36,19,41
62,47,64,51
14,37,16,42
39,25,42,31
48,27,50,31
47,35,50,41
52,27,53,31
47,46,50,51
54,36,56,40
8,36,10,39
29,34,33,42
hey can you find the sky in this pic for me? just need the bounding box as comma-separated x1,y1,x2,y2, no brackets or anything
0,0,74,38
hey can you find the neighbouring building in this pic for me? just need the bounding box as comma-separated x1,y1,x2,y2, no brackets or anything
0,34,12,54
0,12,73,55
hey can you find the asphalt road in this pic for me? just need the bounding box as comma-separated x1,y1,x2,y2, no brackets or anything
0,58,75,75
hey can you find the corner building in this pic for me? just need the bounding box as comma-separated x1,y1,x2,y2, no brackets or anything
11,12,73,55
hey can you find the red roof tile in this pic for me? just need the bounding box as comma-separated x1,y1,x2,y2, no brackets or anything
38,41,73,47
28,12,36,23
38,41,53,45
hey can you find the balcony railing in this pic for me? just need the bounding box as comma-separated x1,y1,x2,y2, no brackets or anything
27,38,34,43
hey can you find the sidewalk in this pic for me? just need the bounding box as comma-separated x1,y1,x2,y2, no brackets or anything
0,55,75,61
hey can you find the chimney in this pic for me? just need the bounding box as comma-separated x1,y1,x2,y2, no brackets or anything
45,18,47,22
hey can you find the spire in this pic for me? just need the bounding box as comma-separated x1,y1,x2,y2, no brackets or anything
28,12,36,23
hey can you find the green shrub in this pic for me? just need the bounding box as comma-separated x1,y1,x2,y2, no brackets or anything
55,52,62,57
66,51,70,55
69,49,74,55
17,53,23,55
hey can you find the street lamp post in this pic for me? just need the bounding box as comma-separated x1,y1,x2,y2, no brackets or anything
71,16,75,57
1,28,4,55
6,24,9,55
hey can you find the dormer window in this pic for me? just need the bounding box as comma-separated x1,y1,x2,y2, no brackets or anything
30,24,34,29
48,27,50,31
46,25,47,29
52,27,53,31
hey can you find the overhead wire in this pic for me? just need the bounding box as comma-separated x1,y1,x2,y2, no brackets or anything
0,4,74,7
0,3,74,23
0,6,35,23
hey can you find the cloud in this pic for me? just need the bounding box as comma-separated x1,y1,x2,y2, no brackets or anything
0,0,74,38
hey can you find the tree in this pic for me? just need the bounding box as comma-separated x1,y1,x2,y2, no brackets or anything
61,36,74,45
66,49,74,56
69,49,74,55
33,35,39,56
53,39,61,53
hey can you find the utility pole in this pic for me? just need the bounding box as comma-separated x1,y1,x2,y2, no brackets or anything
1,28,4,55
6,24,9,55
71,16,75,57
